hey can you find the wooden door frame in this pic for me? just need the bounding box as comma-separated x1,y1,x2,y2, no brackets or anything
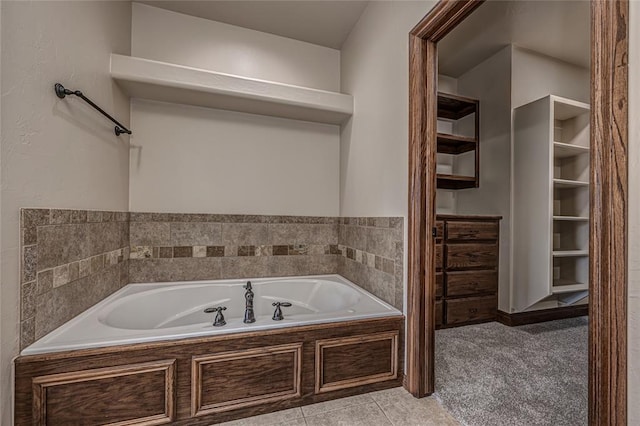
405,1,629,425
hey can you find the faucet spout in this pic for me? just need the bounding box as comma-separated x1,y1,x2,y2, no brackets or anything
243,281,256,324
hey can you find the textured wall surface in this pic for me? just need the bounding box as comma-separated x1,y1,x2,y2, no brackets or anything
337,218,404,310
128,213,339,283
1,2,132,422
19,209,130,348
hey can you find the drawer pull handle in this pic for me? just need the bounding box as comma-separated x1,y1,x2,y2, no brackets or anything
469,308,478,313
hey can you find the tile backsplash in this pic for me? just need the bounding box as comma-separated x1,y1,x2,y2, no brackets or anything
128,213,339,283
19,210,404,349
20,209,130,349
337,217,404,311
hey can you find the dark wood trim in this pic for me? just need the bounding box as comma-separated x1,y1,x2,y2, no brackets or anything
410,0,485,41
496,305,589,327
406,0,484,398
590,1,628,424
407,2,629,424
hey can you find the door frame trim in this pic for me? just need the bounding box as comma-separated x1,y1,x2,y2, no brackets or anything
405,1,628,424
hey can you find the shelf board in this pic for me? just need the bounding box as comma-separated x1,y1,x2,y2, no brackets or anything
552,95,590,120
110,54,353,125
436,133,477,155
552,283,589,294
553,178,589,188
552,250,589,257
553,216,589,221
437,92,477,120
553,142,590,158
436,174,477,190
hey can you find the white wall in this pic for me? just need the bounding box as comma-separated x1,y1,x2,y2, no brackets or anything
130,100,340,215
132,3,340,92
339,0,436,218
0,2,131,423
628,1,640,422
511,46,590,109
130,4,341,215
455,46,512,312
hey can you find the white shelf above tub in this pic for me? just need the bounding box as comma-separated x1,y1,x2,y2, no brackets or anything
110,54,354,125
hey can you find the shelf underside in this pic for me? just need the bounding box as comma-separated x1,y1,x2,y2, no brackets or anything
553,142,590,158
552,280,589,294
437,93,477,120
553,216,589,222
553,178,589,188
437,174,477,190
553,250,589,257
437,133,477,155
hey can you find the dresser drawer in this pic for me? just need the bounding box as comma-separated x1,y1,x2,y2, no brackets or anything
445,296,496,325
435,221,444,242
446,244,498,270
446,271,497,297
435,300,443,327
436,273,444,298
446,221,499,241
435,244,443,270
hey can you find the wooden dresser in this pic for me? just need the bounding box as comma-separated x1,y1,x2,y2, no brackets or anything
435,215,502,329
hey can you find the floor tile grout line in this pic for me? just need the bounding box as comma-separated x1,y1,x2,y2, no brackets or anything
300,397,375,419
373,399,395,425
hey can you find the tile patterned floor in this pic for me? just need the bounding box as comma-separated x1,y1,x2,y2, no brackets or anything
214,387,460,426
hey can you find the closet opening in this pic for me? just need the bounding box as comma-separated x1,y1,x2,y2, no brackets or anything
406,1,628,424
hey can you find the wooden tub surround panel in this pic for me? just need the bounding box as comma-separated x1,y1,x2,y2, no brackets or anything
15,317,403,426
32,359,176,426
191,343,303,417
315,331,399,393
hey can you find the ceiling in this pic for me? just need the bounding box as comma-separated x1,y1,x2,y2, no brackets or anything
438,0,590,77
138,0,369,49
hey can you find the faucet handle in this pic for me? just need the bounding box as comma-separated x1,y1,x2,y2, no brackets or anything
204,306,227,326
204,306,226,313
244,281,252,291
272,301,292,321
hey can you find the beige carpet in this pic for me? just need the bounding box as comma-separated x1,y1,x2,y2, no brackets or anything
435,317,588,426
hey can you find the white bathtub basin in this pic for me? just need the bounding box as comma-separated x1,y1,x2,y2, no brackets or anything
22,274,401,355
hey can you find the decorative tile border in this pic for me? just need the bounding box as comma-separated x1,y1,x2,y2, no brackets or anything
337,244,396,276
129,213,339,224
129,244,339,259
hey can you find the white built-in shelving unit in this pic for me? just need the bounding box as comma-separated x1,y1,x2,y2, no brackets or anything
513,95,590,311
110,54,353,125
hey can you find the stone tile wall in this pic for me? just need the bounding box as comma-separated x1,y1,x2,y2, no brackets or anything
337,217,404,310
20,209,129,349
128,213,339,283
19,211,404,349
